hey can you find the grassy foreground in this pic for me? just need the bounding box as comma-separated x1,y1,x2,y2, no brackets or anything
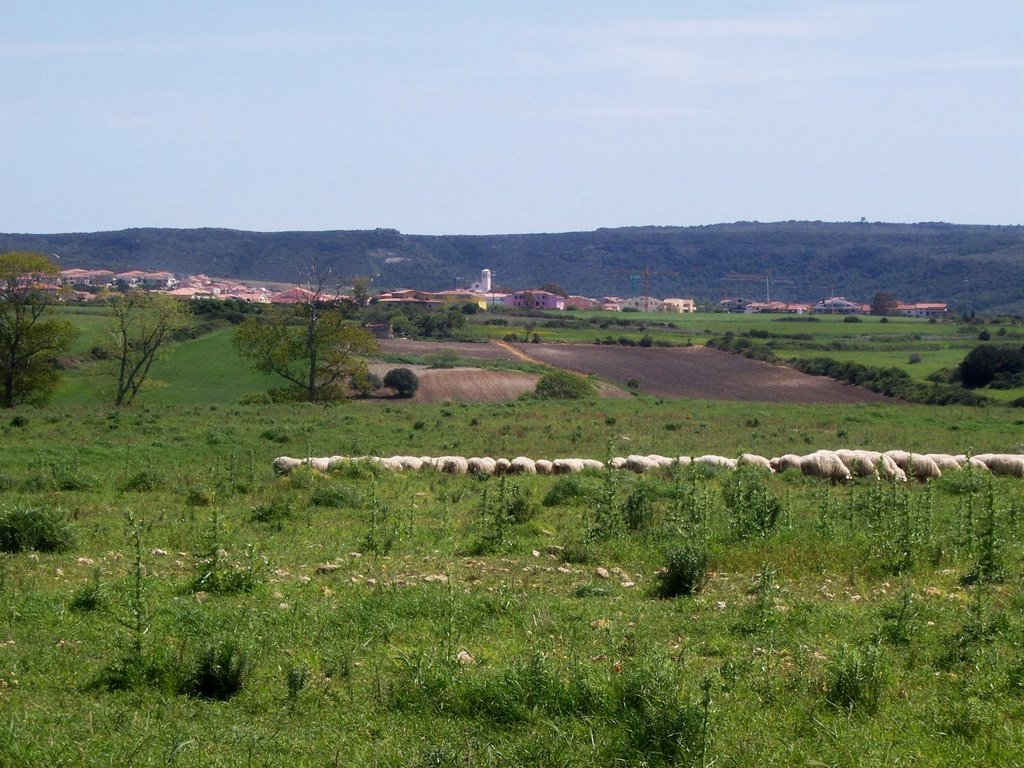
0,396,1022,766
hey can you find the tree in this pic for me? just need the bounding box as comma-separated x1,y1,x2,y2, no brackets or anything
101,291,192,407
870,292,898,316
383,367,419,398
534,370,596,400
233,285,378,402
0,252,78,408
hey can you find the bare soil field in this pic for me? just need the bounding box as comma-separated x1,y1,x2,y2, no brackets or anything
517,343,891,404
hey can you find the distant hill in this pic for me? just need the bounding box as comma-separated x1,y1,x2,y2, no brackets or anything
2,221,1021,314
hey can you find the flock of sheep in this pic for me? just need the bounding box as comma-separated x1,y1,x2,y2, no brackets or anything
273,450,1024,482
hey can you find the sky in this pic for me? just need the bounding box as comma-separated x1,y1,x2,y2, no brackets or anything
1,1,1022,235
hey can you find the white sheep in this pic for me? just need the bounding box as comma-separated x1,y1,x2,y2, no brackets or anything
646,454,676,469
973,454,1024,477
272,456,304,475
694,455,738,471
770,454,803,473
535,459,554,475
554,458,586,474
908,453,942,482
467,457,496,475
799,451,851,483
835,449,878,479
925,453,963,473
508,456,536,475
625,455,655,473
609,457,628,470
436,456,469,475
739,453,774,472
581,459,606,471
494,457,512,475
675,456,693,467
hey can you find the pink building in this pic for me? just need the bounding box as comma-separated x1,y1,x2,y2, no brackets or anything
504,290,565,310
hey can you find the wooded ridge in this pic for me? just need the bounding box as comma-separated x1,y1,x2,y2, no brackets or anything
2,221,1021,313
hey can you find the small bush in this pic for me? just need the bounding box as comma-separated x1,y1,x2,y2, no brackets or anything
384,367,420,398
843,315,862,323
823,643,886,714
654,541,711,598
427,351,459,369
119,469,165,492
534,370,595,400
722,466,784,540
542,476,588,507
180,641,249,700
0,504,74,553
259,427,291,444
249,499,294,525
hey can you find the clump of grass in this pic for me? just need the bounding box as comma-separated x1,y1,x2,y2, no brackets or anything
285,662,311,701
179,640,249,700
610,656,710,766
309,485,359,508
823,643,886,714
119,469,165,492
249,499,294,526
259,427,290,444
0,503,74,553
654,541,711,598
542,475,588,507
70,568,106,612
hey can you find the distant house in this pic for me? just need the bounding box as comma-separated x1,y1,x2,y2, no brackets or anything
661,298,697,313
896,302,947,318
564,295,599,311
719,297,754,313
504,290,565,310
812,296,865,315
618,296,664,312
432,289,488,309
60,268,115,288
744,301,808,315
374,289,444,307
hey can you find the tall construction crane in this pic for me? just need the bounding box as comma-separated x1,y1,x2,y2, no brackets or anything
721,269,793,304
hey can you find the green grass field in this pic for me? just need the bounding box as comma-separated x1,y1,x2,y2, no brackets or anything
0,306,1019,766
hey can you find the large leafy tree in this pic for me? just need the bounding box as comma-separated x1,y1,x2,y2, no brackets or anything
233,287,378,402
0,252,78,408
101,291,193,407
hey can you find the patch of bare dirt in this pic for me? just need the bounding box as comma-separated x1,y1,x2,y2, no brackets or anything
516,344,890,404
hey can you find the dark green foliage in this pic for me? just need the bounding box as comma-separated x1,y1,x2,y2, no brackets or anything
118,469,165,492
534,370,595,400
722,465,784,540
790,355,989,406
249,499,294,525
654,541,711,598
955,344,1024,388
542,475,588,507
823,643,887,714
179,640,249,700
384,367,420,397
622,483,654,531
611,657,708,766
0,504,73,553
70,569,106,612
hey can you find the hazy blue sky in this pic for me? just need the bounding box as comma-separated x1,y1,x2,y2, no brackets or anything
2,1,1022,234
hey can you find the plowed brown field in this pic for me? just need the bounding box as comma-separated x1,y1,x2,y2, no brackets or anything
517,344,889,404
373,339,889,404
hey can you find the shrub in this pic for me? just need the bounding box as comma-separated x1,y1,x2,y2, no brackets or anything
542,475,587,507
119,469,165,492
654,541,711,598
384,367,420,398
179,640,249,700
722,466,784,540
534,370,595,400
843,315,862,323
823,643,886,714
0,504,74,553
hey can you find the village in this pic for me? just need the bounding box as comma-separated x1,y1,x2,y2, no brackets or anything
53,265,948,318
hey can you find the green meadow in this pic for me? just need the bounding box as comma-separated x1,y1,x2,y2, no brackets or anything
0,306,1021,766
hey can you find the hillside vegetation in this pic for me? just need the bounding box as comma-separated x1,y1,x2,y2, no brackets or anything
3,221,1022,313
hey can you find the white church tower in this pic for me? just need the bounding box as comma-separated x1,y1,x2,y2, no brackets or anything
469,268,492,293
